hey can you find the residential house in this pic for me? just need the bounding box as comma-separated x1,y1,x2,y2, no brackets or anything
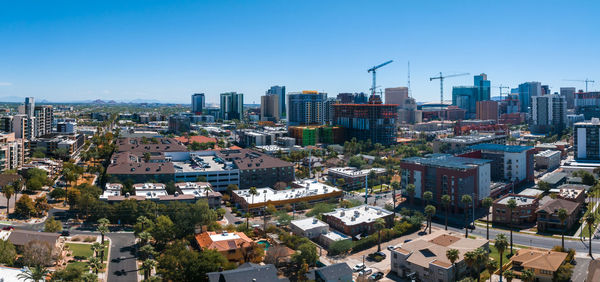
508,249,568,282
207,263,288,282
305,263,353,282
536,199,581,232
195,231,255,263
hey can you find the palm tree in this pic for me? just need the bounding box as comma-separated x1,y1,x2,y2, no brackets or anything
141,259,157,280
425,205,436,234
1,184,14,216
464,250,477,279
137,216,151,231
87,256,103,274
507,198,517,255
441,194,451,230
423,191,433,207
486,259,498,278
138,231,153,246
503,270,515,282
557,208,568,250
374,218,385,252
461,194,472,238
446,249,460,282
585,212,595,257
12,178,23,210
391,181,400,219
406,184,415,206
495,234,508,282
17,265,50,282
519,269,535,282
473,248,487,282
91,242,103,258
81,273,98,282
97,218,110,245
482,197,493,240
247,187,258,229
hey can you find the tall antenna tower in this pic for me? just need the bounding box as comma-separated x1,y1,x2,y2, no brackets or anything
407,61,411,97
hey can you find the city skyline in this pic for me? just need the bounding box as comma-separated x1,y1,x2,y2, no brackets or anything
0,0,598,104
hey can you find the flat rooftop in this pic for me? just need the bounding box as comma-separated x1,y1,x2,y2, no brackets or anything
403,154,491,170
291,217,329,231
497,195,536,206
173,155,231,173
209,232,241,242
323,205,392,226
328,167,386,177
438,134,506,144
469,143,533,153
234,180,340,204
536,150,561,157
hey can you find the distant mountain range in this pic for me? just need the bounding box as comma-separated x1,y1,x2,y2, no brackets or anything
0,96,174,104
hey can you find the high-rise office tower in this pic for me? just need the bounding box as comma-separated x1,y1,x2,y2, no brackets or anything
287,91,327,126
574,118,600,161
266,86,286,117
560,87,576,109
24,97,35,117
191,93,205,115
575,91,600,119
474,73,491,101
34,105,53,137
384,87,409,106
260,94,280,122
541,85,550,95
517,82,542,113
220,92,244,120
531,94,566,133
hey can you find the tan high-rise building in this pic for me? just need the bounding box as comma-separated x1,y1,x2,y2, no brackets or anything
385,87,409,106
476,100,499,121
260,94,280,122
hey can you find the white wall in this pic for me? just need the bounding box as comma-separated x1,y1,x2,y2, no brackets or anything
478,163,491,200
577,127,587,159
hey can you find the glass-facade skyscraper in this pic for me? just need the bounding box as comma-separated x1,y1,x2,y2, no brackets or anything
452,73,491,118
191,93,205,115
266,86,286,117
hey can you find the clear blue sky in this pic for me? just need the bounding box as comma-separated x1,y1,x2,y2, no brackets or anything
0,0,598,104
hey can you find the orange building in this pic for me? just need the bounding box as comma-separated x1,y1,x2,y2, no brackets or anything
195,231,254,262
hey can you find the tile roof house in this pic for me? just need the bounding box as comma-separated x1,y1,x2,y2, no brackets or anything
195,231,254,262
509,249,568,281
390,230,489,282
536,198,581,232
207,263,288,282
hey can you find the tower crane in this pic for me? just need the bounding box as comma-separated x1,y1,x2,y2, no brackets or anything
368,60,393,97
564,78,595,92
493,85,511,100
429,72,469,106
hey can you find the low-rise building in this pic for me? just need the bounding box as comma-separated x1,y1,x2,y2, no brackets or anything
556,184,586,204
433,134,506,153
508,249,568,282
207,263,288,282
390,230,489,282
492,194,539,225
290,217,329,239
535,150,561,170
134,183,168,200
536,198,581,232
321,205,393,237
195,231,255,263
328,167,386,190
232,180,342,214
319,230,351,248
461,143,535,184
305,263,353,282
175,182,222,208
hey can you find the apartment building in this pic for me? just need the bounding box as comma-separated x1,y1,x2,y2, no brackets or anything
492,194,539,225
328,167,386,190
321,205,393,236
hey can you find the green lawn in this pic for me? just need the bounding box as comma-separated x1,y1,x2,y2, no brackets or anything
66,242,109,261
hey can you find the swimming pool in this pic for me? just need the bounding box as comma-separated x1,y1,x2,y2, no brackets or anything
257,240,270,250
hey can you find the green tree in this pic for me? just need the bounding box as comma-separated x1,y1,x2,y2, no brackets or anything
406,184,415,206
425,205,436,234
17,265,50,282
503,270,515,282
482,197,493,240
157,241,228,282
495,234,509,282
391,181,400,219
557,208,568,250
139,244,156,261
519,269,535,282
44,217,62,233
1,185,14,216
461,195,472,238
141,259,157,280
91,242,103,259
328,240,352,256
464,250,477,279
15,194,35,218
51,264,85,281
554,262,573,282
97,218,110,244
441,194,451,231
537,181,551,192
0,239,16,265
486,259,498,277
507,198,517,255
292,243,318,267
87,256,102,274
585,213,595,257
423,191,433,207
81,273,98,282
446,248,459,282
374,218,386,252
150,215,175,248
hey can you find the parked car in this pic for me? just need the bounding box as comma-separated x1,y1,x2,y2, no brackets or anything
374,251,387,258
369,272,384,280
352,263,366,272
60,230,70,237
358,268,373,276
